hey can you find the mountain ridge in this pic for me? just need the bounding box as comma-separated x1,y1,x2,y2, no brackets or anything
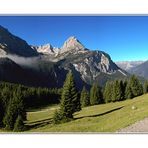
116,61,145,71
0,25,128,89
0,25,38,57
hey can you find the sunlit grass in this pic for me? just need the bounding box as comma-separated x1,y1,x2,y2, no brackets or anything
25,94,148,133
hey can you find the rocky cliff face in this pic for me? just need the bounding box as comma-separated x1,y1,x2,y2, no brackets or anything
0,25,38,57
34,36,127,86
60,36,86,53
32,44,59,56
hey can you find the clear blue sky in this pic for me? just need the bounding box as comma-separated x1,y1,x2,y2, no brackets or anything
0,16,148,61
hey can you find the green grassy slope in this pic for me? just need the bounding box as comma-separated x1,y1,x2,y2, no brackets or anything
25,94,148,133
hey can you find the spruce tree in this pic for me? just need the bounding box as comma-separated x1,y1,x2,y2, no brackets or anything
112,80,123,102
3,90,26,130
13,115,25,132
90,83,102,105
59,71,80,120
130,75,143,97
125,82,133,99
121,80,127,100
0,99,4,127
80,86,90,107
143,80,148,94
103,81,112,103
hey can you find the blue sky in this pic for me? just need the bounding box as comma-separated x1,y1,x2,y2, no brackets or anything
0,16,148,61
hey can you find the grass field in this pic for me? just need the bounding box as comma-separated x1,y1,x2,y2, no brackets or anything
23,93,148,133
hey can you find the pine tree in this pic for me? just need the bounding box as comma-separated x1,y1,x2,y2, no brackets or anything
130,75,143,97
143,80,148,94
125,82,133,99
103,81,113,103
3,89,26,130
0,99,4,127
80,87,90,107
112,80,123,102
13,115,25,132
90,83,102,105
121,80,127,100
58,71,80,120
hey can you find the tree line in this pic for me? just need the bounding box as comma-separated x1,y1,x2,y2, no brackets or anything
53,72,148,124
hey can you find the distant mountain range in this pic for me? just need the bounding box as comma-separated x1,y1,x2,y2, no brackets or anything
116,61,145,71
128,61,148,79
116,61,148,79
0,25,139,89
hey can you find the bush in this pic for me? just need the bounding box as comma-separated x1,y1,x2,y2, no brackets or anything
53,110,72,124
53,110,63,124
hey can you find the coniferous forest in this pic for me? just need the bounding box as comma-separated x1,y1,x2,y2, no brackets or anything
0,82,61,131
0,71,147,132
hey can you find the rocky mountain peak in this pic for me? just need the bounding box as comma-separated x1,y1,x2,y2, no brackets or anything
60,36,85,53
35,43,54,54
32,43,60,56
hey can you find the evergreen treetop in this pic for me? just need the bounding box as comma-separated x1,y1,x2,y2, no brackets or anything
90,83,102,105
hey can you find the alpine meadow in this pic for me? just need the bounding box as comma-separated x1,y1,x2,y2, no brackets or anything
0,16,148,133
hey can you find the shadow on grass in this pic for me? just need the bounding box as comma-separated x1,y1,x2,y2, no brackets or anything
74,106,124,120
25,106,124,131
26,118,53,130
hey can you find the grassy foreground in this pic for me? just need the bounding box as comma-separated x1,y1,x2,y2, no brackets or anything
23,93,148,132
0,94,148,133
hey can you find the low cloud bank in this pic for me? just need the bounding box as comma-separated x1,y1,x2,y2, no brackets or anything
0,54,39,66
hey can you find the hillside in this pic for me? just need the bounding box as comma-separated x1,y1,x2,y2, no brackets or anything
0,25,38,57
24,94,148,132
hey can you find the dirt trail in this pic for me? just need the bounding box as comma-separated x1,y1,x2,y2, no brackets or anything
118,118,148,133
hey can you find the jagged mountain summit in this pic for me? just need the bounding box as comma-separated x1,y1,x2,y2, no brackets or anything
32,44,59,56
34,36,127,86
60,36,86,53
32,36,87,56
0,25,128,89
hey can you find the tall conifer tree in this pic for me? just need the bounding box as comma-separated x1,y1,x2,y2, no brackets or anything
103,81,113,103
143,80,148,94
112,80,123,102
90,83,102,105
59,71,80,119
130,75,143,97
80,86,90,107
3,89,26,130
125,82,133,99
